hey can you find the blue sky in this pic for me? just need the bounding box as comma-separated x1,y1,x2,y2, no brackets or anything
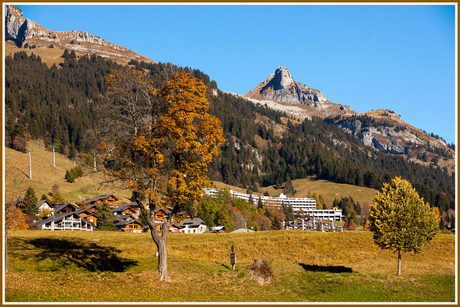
14,3,457,144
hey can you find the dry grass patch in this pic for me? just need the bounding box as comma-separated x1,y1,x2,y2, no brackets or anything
5,141,132,203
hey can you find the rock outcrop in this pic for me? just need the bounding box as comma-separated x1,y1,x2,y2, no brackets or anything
4,5,154,64
241,66,355,119
245,66,327,104
334,109,454,160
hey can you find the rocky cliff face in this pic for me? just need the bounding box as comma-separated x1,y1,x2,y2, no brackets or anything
245,66,327,104
333,110,454,166
241,66,355,119
4,5,154,64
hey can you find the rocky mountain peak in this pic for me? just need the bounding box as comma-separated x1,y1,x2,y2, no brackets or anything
4,5,154,65
270,66,295,91
244,66,327,105
241,66,354,119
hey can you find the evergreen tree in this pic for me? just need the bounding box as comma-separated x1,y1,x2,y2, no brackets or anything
22,187,38,216
257,197,263,210
284,175,295,196
95,201,116,231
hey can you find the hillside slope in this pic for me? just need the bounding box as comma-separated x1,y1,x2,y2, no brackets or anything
5,140,132,204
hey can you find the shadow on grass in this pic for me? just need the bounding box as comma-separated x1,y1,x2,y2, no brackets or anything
299,263,354,273
13,237,138,272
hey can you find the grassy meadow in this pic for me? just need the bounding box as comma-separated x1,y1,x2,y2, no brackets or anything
5,141,132,204
5,229,456,303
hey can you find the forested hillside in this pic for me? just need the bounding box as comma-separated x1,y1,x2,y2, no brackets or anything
4,51,455,214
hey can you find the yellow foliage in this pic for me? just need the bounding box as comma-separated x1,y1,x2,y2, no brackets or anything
6,204,29,231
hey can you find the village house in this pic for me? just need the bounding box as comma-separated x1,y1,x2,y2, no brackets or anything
175,218,207,234
76,209,99,226
36,200,54,215
143,223,182,233
83,194,120,208
29,211,94,231
54,203,79,215
210,226,230,233
113,206,138,219
113,214,144,233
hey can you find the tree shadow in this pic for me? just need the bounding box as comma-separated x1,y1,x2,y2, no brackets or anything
299,263,354,273
14,237,138,272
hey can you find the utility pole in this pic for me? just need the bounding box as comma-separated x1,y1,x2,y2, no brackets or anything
93,151,96,171
27,149,33,179
52,145,56,167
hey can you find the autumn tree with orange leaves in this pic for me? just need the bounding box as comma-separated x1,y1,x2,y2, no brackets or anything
99,68,224,281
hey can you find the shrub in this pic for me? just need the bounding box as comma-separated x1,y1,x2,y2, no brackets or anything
65,165,83,183
250,258,274,280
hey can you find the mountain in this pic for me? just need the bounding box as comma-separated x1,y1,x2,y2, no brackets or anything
239,66,454,174
242,66,355,119
4,5,155,65
4,9,455,215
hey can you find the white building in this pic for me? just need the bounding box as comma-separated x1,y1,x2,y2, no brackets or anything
175,218,207,234
203,188,342,221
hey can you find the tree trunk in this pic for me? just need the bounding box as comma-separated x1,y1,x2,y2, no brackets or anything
156,237,169,281
397,251,402,276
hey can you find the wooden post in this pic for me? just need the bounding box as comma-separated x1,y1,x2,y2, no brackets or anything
230,245,236,270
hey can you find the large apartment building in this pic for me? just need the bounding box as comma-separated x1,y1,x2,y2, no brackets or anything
203,188,342,221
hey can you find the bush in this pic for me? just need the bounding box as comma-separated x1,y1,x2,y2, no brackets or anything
65,165,83,183
250,258,274,280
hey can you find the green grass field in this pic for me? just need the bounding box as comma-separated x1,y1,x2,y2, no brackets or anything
5,230,456,303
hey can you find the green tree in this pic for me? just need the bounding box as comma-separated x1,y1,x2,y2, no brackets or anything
95,201,116,231
50,189,66,204
217,205,233,231
22,186,38,217
368,177,437,276
257,197,264,210
284,175,295,196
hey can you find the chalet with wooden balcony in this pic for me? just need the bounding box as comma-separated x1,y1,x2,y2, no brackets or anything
29,211,94,231
76,209,99,226
84,194,120,207
113,214,143,233
113,206,138,219
54,203,79,215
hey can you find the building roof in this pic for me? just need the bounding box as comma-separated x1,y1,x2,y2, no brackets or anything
230,228,255,233
175,218,206,228
30,211,85,227
36,200,52,208
112,205,136,213
113,214,135,223
114,218,143,227
84,194,118,203
54,203,78,212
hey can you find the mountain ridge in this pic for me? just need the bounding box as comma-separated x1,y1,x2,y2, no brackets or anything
4,5,155,65
239,66,454,172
